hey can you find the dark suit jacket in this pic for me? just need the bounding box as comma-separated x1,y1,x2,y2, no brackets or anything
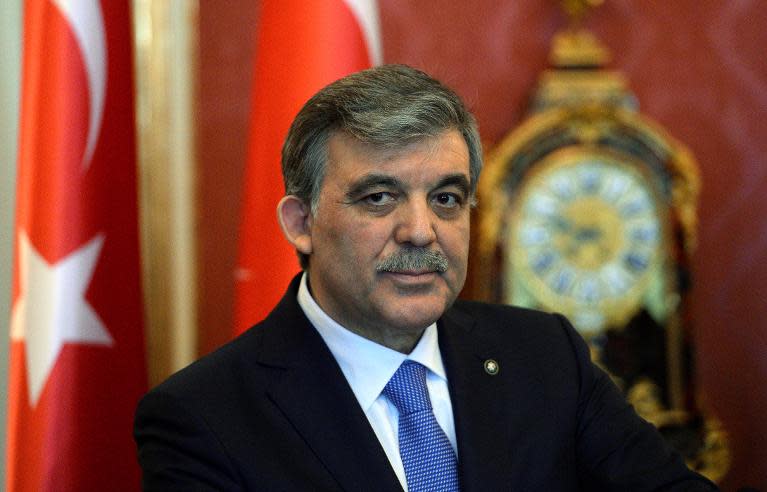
134,276,716,491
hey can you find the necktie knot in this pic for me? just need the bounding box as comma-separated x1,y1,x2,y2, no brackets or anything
383,361,431,416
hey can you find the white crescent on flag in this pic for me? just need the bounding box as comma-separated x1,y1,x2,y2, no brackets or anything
342,0,383,65
50,0,107,169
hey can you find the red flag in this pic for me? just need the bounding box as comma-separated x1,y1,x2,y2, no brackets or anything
7,1,147,490
234,0,382,334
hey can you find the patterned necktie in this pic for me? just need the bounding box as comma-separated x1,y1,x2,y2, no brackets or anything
383,361,460,492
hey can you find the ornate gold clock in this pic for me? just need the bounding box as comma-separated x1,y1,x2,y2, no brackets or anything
509,148,664,336
471,3,729,482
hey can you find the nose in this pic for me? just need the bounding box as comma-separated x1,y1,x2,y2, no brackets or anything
394,200,437,247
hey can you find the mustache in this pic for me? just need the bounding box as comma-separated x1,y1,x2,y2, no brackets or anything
375,248,448,274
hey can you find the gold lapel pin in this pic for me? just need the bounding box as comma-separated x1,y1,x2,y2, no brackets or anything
484,359,499,376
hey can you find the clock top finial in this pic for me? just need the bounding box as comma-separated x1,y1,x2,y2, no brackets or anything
560,0,604,26
552,0,610,68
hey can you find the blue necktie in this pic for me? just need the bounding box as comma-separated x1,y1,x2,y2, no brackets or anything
383,361,460,492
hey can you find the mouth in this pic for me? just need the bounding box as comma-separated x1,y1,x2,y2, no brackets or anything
385,267,438,275
380,269,441,285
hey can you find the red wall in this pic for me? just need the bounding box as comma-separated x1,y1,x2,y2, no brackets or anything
198,1,767,489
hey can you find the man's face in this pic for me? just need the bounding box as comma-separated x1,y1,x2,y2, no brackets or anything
305,129,471,352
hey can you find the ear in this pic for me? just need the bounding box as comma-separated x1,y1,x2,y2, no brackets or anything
277,195,313,255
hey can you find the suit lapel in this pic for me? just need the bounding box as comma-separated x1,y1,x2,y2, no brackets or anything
255,281,402,492
439,305,547,491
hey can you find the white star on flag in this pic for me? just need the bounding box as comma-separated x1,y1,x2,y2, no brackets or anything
11,232,114,406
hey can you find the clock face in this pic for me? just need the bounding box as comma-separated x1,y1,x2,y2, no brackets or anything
508,150,663,334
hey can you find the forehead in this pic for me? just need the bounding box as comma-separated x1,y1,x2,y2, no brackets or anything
325,130,470,184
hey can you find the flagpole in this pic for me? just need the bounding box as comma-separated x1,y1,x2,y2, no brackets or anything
133,0,199,386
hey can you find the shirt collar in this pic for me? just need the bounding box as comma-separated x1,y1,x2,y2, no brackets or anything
297,272,447,412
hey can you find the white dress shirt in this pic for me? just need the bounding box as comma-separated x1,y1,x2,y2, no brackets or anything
297,273,457,491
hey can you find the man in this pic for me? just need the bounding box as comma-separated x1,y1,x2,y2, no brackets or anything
134,64,717,491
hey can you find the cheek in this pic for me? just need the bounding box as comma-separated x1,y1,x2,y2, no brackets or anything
349,220,393,253
442,220,471,260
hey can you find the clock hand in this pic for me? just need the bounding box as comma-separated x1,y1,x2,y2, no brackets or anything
575,226,602,242
551,216,573,233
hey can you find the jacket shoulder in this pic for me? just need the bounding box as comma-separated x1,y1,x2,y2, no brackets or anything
449,299,558,324
145,325,268,403
448,299,577,347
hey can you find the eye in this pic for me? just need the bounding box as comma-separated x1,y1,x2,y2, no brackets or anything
433,192,462,208
363,191,396,206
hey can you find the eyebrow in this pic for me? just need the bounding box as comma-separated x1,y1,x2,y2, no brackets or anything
434,174,471,197
343,172,471,201
345,174,404,200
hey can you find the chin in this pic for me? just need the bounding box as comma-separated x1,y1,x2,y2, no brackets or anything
386,300,447,331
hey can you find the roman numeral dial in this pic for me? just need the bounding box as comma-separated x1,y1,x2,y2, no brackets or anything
509,150,663,335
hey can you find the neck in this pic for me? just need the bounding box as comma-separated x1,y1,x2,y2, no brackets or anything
342,325,426,354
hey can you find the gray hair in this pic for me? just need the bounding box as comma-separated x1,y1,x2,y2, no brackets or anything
281,64,483,267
